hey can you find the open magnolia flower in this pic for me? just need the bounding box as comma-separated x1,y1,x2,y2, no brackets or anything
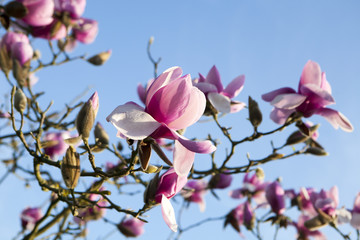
195,65,245,114
107,67,216,176
262,60,353,132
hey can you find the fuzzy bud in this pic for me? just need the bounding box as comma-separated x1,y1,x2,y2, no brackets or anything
143,172,160,205
87,50,111,66
14,88,27,113
305,147,328,156
248,96,262,128
76,92,99,139
61,146,80,189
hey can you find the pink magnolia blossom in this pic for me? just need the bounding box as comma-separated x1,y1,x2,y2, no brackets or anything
230,172,269,205
73,18,98,44
293,214,326,240
351,193,360,229
17,0,55,27
107,67,216,176
43,131,72,160
262,60,353,132
20,207,43,231
11,41,33,66
182,180,208,212
195,65,245,113
209,172,232,189
117,217,145,237
31,20,67,40
310,186,339,218
54,0,86,19
152,168,187,232
1,32,29,53
265,181,285,215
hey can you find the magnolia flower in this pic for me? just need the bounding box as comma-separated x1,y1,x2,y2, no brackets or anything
144,168,187,232
182,180,208,212
42,131,72,160
31,20,68,40
20,207,43,231
293,214,326,240
11,41,33,66
351,193,360,229
230,172,269,205
209,172,232,189
224,202,254,234
310,186,339,218
265,181,285,215
117,217,145,237
1,32,29,53
107,67,216,176
73,18,98,44
17,0,55,27
262,60,353,132
54,0,86,19
195,65,245,113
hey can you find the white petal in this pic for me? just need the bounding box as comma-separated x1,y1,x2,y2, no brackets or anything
208,92,231,113
161,195,178,232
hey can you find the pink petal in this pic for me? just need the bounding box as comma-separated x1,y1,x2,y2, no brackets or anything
351,213,360,229
270,93,307,109
167,86,206,130
299,60,322,89
176,132,216,154
146,67,182,106
329,186,339,208
262,87,296,102
320,72,332,94
205,65,223,92
353,193,360,212
195,82,218,94
223,75,245,99
315,108,354,132
208,92,231,113
299,84,335,106
137,83,146,104
106,102,161,140
173,141,195,176
229,189,244,199
161,195,178,232
147,75,192,125
230,101,246,113
270,108,295,125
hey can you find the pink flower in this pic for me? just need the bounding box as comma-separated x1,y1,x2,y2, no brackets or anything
262,60,353,132
224,202,254,234
230,172,269,204
209,172,232,189
292,214,326,240
73,18,98,44
117,217,145,237
182,180,208,212
107,67,216,176
43,131,72,160
195,65,245,113
11,41,33,66
20,207,43,231
17,0,55,27
31,20,67,40
1,32,29,53
310,186,339,218
265,181,285,215
145,168,187,232
351,193,360,229
54,0,86,19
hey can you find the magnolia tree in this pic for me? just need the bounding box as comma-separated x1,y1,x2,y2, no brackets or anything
0,1,358,240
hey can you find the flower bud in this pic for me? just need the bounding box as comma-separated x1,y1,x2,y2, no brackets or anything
13,58,30,86
285,130,309,146
304,214,331,231
20,207,43,231
54,0,86,19
73,18,98,44
144,165,162,174
87,50,111,66
143,172,160,205
61,146,80,189
0,45,12,74
139,141,151,170
209,172,232,189
76,92,99,139
18,0,55,27
243,202,255,230
4,1,28,18
14,88,27,113
117,217,145,238
265,181,285,215
248,96,262,128
94,122,109,145
305,147,328,156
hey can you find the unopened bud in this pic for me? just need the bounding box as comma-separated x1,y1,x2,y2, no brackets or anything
139,142,151,171
248,96,262,128
304,214,330,231
149,36,154,45
61,146,80,189
94,122,109,145
76,92,99,139
144,165,162,174
224,210,240,233
4,1,28,19
285,130,309,146
305,147,328,156
143,172,160,205
87,50,111,66
0,45,12,74
255,168,265,180
14,88,27,113
13,59,29,87
266,153,284,160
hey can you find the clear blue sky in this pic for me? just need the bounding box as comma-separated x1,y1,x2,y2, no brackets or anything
1,1,360,239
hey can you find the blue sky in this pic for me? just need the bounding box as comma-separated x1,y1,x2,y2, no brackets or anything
1,1,360,239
